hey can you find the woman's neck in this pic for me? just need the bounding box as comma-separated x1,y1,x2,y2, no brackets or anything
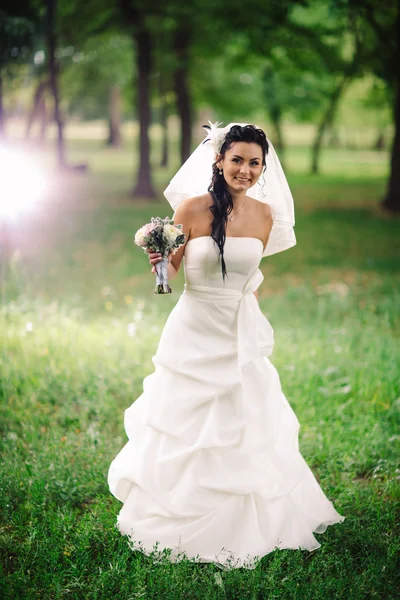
227,187,247,206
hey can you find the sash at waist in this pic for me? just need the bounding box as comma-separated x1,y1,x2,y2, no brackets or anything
182,268,274,367
183,284,243,303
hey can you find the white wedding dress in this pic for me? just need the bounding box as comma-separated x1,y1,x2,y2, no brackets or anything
107,236,345,570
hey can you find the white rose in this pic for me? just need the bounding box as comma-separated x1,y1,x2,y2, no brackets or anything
163,223,179,245
134,226,147,246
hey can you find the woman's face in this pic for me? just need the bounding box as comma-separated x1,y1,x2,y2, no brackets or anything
217,142,264,192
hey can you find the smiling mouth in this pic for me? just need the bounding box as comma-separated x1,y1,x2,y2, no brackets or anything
235,177,250,182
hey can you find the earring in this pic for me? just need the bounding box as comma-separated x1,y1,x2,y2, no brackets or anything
218,169,223,175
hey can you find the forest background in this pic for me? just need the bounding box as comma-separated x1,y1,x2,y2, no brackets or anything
0,1,399,599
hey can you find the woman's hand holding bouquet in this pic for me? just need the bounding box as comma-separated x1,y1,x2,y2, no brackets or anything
134,217,187,294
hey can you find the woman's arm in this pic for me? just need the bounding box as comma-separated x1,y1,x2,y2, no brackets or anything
253,203,273,303
167,260,178,281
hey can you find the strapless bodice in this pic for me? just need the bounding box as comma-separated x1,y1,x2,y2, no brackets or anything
182,236,270,368
183,236,264,293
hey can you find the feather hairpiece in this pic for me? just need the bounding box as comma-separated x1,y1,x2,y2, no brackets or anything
202,121,227,156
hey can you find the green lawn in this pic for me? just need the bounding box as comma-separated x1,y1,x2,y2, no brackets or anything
0,138,399,599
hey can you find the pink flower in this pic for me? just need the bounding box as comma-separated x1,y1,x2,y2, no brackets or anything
143,223,155,236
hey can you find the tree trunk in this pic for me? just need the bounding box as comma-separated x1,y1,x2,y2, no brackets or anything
381,3,400,213
47,0,66,168
159,70,168,168
26,80,48,141
373,130,386,150
107,85,122,148
268,105,285,169
311,77,349,175
272,115,284,154
38,94,48,145
381,76,400,213
173,28,192,164
132,28,157,198
0,70,5,140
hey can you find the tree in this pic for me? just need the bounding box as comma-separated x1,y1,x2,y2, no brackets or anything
43,0,116,166
48,0,157,195
0,4,39,139
333,0,399,211
150,3,197,166
153,26,175,168
259,35,343,168
116,0,157,198
157,63,171,167
270,1,362,174
26,79,49,144
173,25,192,163
61,31,133,147
46,0,66,167
376,0,400,213
191,0,349,173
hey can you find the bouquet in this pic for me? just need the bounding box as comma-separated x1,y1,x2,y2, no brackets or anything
134,216,187,294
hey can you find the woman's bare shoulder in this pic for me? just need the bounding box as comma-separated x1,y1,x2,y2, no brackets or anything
180,193,212,213
173,193,211,230
253,199,272,218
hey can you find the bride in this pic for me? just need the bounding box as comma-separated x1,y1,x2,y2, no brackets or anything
107,122,345,570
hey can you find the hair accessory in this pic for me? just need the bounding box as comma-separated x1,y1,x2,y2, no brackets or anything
202,121,226,156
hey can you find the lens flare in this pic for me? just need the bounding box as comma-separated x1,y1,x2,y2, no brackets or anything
0,146,46,219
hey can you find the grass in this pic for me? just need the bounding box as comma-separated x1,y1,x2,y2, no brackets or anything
0,136,399,599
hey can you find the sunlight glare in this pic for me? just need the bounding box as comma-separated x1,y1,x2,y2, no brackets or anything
0,146,46,219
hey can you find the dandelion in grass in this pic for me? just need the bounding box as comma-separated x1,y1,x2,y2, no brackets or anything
134,216,187,294
127,323,136,337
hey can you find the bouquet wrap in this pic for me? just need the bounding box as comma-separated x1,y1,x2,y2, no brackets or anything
155,257,171,294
